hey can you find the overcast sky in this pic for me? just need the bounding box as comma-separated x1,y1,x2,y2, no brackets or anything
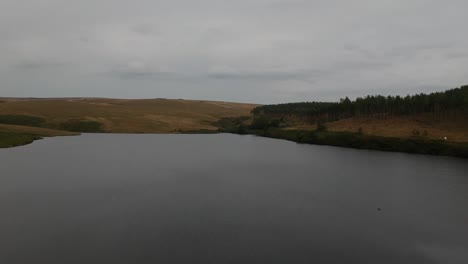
1,0,467,103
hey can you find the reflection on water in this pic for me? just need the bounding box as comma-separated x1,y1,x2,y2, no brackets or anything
1,134,467,264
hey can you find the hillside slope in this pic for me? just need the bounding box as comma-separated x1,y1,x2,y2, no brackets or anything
0,98,257,133
326,114,468,143
282,114,468,143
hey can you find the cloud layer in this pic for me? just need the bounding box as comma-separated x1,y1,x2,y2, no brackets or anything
1,0,467,103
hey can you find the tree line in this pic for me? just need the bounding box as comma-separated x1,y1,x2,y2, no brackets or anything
252,85,468,122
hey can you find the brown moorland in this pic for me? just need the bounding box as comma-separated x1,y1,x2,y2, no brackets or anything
326,114,468,143
0,98,258,133
280,115,468,143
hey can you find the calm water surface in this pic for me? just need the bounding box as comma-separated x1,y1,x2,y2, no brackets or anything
1,134,467,263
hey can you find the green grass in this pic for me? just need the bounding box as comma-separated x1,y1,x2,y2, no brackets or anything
179,129,220,134
0,124,79,148
50,120,103,133
0,115,46,127
0,114,103,133
0,132,42,148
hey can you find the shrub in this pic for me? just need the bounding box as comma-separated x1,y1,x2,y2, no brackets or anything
0,115,46,127
250,117,271,130
56,120,103,132
316,120,327,132
269,119,281,128
0,132,41,148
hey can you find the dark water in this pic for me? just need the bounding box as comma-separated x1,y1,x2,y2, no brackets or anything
1,134,467,264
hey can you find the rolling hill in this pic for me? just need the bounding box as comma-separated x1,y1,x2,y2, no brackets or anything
0,98,257,133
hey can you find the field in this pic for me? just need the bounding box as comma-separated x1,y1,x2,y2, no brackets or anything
0,98,257,133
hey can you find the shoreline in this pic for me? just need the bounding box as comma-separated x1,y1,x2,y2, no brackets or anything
221,128,468,159
3,129,468,159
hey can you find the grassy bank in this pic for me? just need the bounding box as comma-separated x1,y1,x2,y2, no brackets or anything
0,114,104,133
217,118,468,158
0,132,42,148
0,124,79,148
255,129,468,158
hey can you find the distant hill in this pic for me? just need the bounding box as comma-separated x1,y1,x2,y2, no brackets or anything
0,98,257,133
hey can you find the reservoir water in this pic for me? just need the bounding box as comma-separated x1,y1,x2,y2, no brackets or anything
1,134,467,263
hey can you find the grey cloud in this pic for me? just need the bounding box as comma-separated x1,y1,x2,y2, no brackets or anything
383,43,453,58
79,36,90,43
445,51,468,60
207,69,321,83
111,70,174,79
343,44,376,59
331,60,392,73
0,0,467,103
130,24,160,36
15,60,66,70
108,62,174,80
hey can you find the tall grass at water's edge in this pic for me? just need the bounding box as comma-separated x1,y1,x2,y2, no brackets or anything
0,115,103,133
0,132,42,148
